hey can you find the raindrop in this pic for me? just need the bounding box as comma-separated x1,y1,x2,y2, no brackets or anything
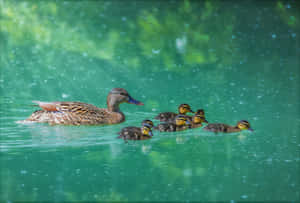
62,93,69,98
152,49,160,54
241,195,248,199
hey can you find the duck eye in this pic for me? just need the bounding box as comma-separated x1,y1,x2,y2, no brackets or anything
120,92,128,96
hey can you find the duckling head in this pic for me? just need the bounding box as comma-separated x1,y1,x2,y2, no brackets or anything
194,109,208,123
192,114,207,124
178,104,194,114
237,120,253,131
141,125,153,137
142,119,154,128
175,115,190,126
107,88,144,111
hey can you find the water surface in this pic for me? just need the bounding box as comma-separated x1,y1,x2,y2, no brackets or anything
0,0,299,201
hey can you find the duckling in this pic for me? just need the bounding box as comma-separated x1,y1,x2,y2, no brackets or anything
22,88,144,125
193,109,208,123
154,104,194,122
203,120,253,133
190,112,207,128
154,115,191,132
117,120,154,141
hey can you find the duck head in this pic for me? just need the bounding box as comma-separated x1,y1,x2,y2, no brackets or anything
175,115,190,126
237,120,253,131
178,104,194,114
193,109,208,123
107,88,144,112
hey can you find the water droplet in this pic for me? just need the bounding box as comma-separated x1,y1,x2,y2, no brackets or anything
152,49,160,54
62,93,69,98
20,170,27,174
272,34,276,39
241,195,248,199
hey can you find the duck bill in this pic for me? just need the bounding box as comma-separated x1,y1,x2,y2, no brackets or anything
189,109,194,113
248,128,254,132
128,96,144,105
149,131,153,137
204,119,209,123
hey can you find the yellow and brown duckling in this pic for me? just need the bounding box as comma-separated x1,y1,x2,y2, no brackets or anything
190,110,208,128
203,120,253,133
191,109,208,123
154,104,194,122
22,88,144,125
154,114,191,132
117,120,154,141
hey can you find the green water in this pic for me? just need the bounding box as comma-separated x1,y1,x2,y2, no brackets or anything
1,0,299,201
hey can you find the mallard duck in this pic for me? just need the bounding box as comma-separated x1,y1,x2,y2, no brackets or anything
117,120,154,140
203,120,253,133
154,104,194,122
154,114,191,132
23,88,144,125
190,111,208,128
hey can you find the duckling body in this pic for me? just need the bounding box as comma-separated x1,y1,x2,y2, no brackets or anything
23,88,143,125
203,120,253,133
155,104,194,122
117,120,154,140
154,122,189,132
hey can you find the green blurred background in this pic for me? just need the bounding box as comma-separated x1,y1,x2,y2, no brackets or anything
0,0,299,201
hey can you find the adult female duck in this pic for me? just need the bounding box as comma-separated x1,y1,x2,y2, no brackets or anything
23,88,144,125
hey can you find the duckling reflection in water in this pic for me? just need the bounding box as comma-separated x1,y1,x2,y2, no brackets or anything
203,120,253,133
154,115,191,132
117,120,154,141
154,104,194,122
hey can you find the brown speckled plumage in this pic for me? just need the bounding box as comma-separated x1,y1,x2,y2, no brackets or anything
23,88,143,125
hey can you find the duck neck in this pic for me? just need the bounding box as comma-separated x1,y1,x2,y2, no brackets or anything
107,102,121,112
107,96,122,112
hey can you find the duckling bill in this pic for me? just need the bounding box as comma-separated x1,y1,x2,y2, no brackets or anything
203,120,253,133
117,120,154,141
